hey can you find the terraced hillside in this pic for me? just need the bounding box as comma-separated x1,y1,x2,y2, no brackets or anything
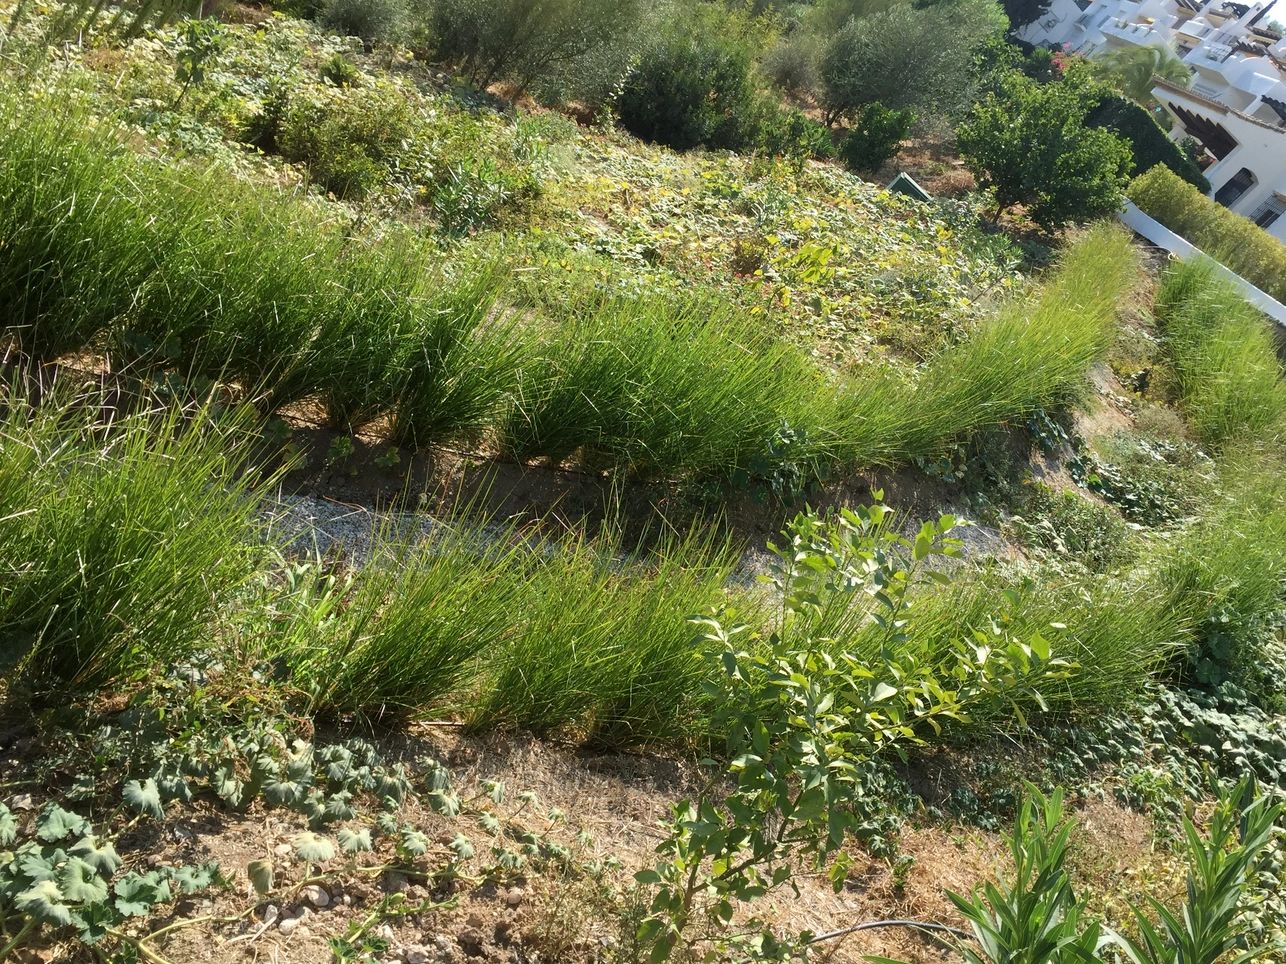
1,4,1284,963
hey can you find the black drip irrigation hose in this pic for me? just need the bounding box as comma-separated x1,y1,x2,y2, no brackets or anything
806,918,972,945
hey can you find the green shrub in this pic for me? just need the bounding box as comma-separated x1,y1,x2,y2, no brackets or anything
615,8,766,151
837,102,913,174
274,83,418,199
754,107,834,163
959,71,1133,231
761,31,821,96
428,0,645,99
318,0,407,45
1129,165,1286,302
1085,92,1208,192
818,0,1005,125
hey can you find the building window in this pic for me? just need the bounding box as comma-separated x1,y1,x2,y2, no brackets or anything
1250,196,1285,229
1214,167,1256,207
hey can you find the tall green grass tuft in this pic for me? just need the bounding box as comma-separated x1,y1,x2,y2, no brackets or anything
500,292,840,479
470,527,737,745
0,97,154,359
282,523,531,721
1,88,1141,485
1152,259,1286,449
0,389,269,691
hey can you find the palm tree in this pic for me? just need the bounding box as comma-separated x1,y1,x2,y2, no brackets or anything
1093,44,1193,105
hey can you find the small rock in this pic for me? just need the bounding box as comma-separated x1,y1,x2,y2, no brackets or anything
302,884,331,908
295,925,311,938
10,794,33,811
341,893,353,906
277,916,301,936
404,946,430,964
503,887,524,909
457,927,486,958
274,843,292,857
259,904,279,925
377,924,396,942
433,934,456,963
383,871,409,894
465,913,485,929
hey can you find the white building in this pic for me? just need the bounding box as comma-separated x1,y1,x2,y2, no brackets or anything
1019,0,1286,238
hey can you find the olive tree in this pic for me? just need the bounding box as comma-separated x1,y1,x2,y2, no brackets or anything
428,0,646,100
818,0,1006,125
957,71,1134,230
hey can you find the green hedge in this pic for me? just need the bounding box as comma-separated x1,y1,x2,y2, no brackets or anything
1086,93,1209,192
1129,165,1286,302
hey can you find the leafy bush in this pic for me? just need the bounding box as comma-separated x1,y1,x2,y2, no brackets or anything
818,0,1005,125
318,0,407,44
614,7,766,151
1129,165,1286,302
958,70,1133,230
837,102,913,173
1085,92,1209,191
428,0,645,99
634,503,1075,959
761,31,820,96
274,83,418,199
753,106,834,164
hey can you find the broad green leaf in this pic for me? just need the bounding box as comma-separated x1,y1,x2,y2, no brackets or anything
337,828,373,855
36,805,89,844
0,804,16,846
124,779,164,820
247,859,274,895
17,879,73,926
59,857,109,904
291,832,335,863
399,828,430,857
448,833,475,861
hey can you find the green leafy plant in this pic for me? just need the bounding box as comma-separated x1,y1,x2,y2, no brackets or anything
173,18,228,107
948,786,1106,963
958,69,1133,230
1111,778,1283,963
838,102,914,174
0,802,219,957
634,500,1073,959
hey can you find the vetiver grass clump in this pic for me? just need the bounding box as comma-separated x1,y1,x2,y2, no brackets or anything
0,88,1141,487
1152,258,1286,449
500,291,841,478
0,389,269,691
829,224,1138,466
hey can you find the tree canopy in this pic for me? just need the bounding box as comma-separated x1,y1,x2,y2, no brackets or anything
957,70,1134,230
